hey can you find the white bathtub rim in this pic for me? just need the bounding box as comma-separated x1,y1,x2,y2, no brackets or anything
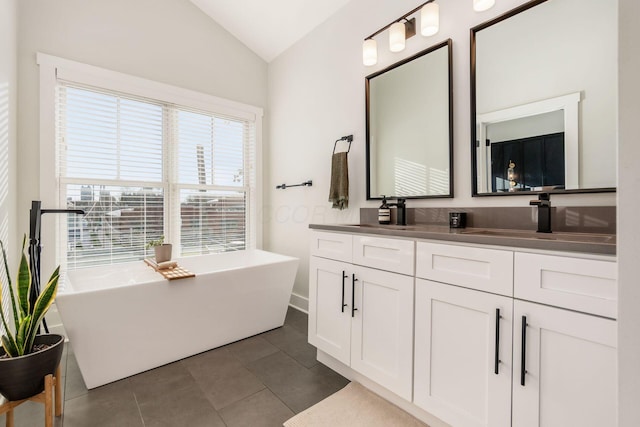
59,249,298,296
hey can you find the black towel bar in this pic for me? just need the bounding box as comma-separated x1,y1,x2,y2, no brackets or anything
276,180,313,190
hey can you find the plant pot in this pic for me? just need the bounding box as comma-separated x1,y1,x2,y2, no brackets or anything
154,244,172,263
0,334,64,401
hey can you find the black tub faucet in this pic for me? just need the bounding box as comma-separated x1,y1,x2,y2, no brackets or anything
530,193,551,233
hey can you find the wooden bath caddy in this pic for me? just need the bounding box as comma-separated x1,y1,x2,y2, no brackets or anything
144,258,195,281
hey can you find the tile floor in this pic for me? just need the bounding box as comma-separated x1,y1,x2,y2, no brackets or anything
1,307,349,427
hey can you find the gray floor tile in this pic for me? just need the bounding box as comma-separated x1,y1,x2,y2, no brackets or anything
219,388,295,427
200,365,265,410
309,363,350,392
62,380,143,427
63,353,89,401
0,400,63,427
181,346,244,382
285,307,309,335
182,345,266,410
263,325,319,368
130,361,197,404
226,334,279,365
137,382,225,427
247,351,343,413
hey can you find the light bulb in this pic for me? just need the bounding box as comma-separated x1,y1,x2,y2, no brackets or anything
363,39,377,66
389,22,406,53
421,2,439,37
473,0,495,12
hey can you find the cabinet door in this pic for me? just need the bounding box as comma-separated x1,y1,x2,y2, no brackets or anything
308,256,352,365
414,279,512,427
350,266,414,401
513,300,617,427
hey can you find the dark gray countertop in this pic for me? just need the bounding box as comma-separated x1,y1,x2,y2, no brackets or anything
309,223,616,256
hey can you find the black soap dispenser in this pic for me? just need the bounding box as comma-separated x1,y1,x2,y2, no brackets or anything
378,196,391,225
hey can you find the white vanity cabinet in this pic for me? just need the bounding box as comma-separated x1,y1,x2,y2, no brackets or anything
512,300,617,427
308,228,617,427
308,256,352,364
512,253,617,427
414,279,513,427
414,242,514,427
308,232,415,400
413,241,617,427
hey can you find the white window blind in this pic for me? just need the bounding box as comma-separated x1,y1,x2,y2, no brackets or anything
55,83,255,269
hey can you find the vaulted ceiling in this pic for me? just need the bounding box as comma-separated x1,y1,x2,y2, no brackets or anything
190,0,352,62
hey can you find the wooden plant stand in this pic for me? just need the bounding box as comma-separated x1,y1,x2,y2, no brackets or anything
0,365,62,427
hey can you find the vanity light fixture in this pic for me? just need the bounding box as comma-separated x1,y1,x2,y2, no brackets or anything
421,2,439,37
473,0,496,12
362,0,432,66
363,38,378,66
389,21,407,52
363,0,495,66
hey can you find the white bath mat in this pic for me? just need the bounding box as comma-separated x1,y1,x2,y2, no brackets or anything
283,382,429,427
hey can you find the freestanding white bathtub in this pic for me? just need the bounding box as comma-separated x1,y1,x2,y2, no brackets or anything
56,249,298,389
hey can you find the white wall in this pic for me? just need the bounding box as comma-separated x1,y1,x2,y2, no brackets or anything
266,0,616,309
0,0,17,264
617,0,640,424
16,0,268,238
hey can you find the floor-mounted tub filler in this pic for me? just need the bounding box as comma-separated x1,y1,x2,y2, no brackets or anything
56,249,299,389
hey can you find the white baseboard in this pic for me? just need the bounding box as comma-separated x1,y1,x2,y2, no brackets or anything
316,350,450,427
289,292,309,313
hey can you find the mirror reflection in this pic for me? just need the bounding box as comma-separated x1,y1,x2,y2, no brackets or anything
471,0,617,195
366,39,453,199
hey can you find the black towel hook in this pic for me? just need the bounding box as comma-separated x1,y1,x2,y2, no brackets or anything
333,134,354,154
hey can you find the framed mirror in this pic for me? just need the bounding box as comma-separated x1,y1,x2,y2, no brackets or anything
471,0,617,196
366,39,453,200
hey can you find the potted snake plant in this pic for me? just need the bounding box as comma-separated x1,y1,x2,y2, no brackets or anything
0,236,64,401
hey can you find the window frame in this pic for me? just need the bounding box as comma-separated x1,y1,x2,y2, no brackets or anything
38,53,263,274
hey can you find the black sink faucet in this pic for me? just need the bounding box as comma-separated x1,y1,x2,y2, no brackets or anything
388,198,407,226
529,193,551,233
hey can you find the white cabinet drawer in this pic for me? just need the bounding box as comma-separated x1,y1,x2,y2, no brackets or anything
514,252,617,318
310,231,353,262
353,235,415,275
416,242,513,296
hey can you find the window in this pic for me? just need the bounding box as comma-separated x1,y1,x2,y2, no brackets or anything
48,69,259,270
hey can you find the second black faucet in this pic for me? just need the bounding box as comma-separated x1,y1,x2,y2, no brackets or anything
529,193,551,233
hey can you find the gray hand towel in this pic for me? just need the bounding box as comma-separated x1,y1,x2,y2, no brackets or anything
329,152,349,210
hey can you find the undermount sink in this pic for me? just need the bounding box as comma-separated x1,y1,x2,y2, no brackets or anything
460,229,615,244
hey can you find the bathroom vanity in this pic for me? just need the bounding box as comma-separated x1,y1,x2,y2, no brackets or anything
308,224,616,427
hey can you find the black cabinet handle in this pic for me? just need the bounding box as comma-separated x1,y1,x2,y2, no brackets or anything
341,271,348,313
351,274,358,318
495,308,501,375
521,316,527,386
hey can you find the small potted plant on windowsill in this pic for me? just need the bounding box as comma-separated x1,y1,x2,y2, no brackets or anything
146,236,172,263
0,236,65,401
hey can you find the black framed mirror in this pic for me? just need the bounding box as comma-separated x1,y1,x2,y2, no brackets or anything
366,39,453,200
470,0,617,196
